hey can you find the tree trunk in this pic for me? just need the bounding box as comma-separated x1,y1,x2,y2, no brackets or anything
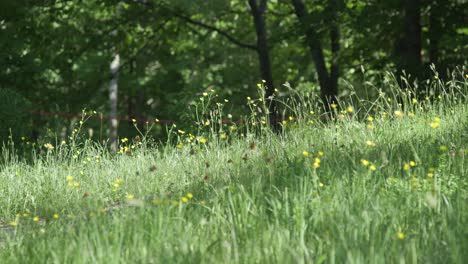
429,0,443,73
397,0,422,81
291,0,338,105
248,0,279,129
109,54,120,151
329,0,340,100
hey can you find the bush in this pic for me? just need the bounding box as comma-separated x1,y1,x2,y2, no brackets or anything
0,89,31,143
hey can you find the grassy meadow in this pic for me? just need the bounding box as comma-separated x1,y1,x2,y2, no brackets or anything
0,80,467,263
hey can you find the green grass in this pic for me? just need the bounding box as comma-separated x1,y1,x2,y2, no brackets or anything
0,87,467,263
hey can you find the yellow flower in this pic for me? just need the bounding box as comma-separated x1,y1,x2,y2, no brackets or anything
330,103,338,109
314,157,321,164
302,151,309,157
360,159,370,166
178,130,185,134
403,163,410,171
319,182,324,187
198,137,208,144
346,106,354,113
73,182,80,187
66,175,74,181
412,98,418,104
394,110,404,118
439,145,448,151
318,151,324,156
409,161,416,167
126,194,135,200
289,116,294,121
176,143,184,149
408,112,415,117
9,221,17,226
181,197,189,203
220,133,227,140
396,232,405,240
434,117,441,122
53,214,59,219
367,124,374,130
121,138,128,143
366,140,376,147
366,116,374,122
44,143,54,150
132,119,136,123
116,178,123,184
202,92,208,97
33,216,40,222
313,162,320,169
187,193,194,199
430,122,440,128
369,165,376,171
204,120,210,126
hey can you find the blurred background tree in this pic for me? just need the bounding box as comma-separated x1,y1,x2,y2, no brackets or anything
0,0,466,144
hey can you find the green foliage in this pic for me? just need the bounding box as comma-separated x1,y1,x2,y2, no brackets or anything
0,82,467,262
0,89,31,142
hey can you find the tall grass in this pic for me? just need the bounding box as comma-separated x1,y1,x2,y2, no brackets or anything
0,74,467,263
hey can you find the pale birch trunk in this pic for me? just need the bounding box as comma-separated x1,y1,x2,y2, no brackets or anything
109,54,120,151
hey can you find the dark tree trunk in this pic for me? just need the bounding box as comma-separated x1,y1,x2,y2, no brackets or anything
248,0,279,129
329,0,340,99
396,0,422,82
429,0,443,73
291,0,338,105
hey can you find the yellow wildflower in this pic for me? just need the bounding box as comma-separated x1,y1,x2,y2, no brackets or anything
430,122,439,128
126,194,135,200
187,193,194,199
396,232,405,240
302,151,309,157
53,214,59,219
347,106,354,113
44,143,54,150
360,159,370,166
181,197,189,203
403,163,410,171
394,110,404,118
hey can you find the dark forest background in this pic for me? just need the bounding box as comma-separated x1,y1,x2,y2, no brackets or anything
1,0,467,145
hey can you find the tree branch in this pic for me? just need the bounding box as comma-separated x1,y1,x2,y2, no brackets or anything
173,13,257,50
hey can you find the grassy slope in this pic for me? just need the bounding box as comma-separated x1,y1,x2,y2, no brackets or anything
0,101,467,263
